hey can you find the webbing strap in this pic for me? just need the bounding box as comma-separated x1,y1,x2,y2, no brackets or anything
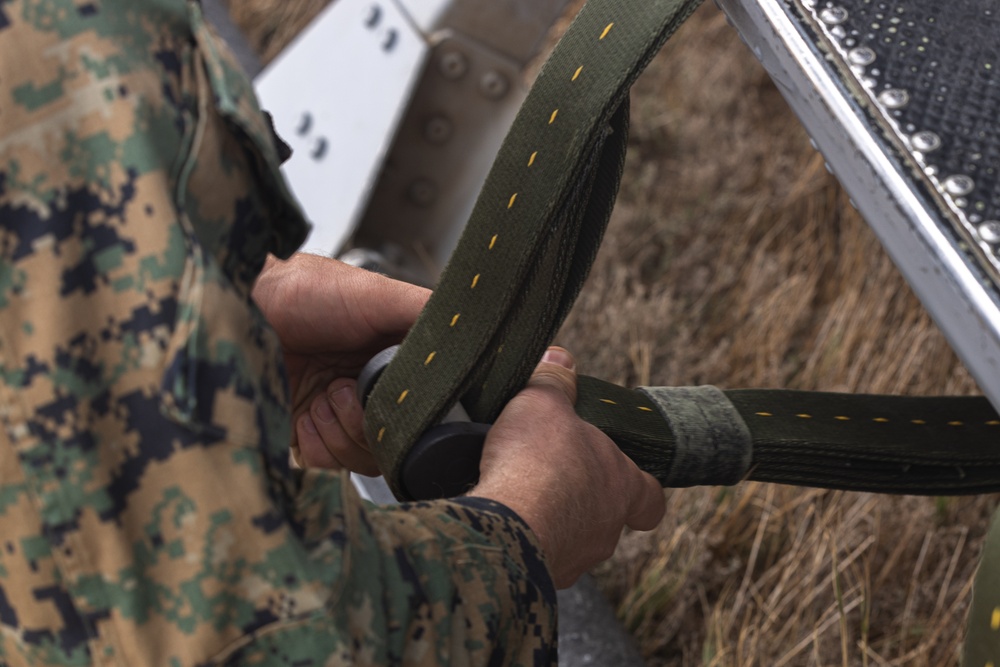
575,378,1000,494
363,0,1000,500
364,0,704,498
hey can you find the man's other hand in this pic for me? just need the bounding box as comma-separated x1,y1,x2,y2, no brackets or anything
252,253,430,473
470,347,666,589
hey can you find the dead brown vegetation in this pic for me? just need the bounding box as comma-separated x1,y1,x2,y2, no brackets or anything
229,1,998,664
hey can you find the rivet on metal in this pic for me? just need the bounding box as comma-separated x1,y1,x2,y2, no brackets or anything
849,47,877,66
910,131,942,152
479,71,510,100
831,25,848,39
820,7,849,24
408,178,438,207
438,51,468,80
978,221,1000,244
944,175,975,197
926,165,939,177
424,116,453,145
878,88,910,108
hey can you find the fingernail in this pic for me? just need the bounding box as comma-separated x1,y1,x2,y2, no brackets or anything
301,414,318,434
541,347,575,370
315,397,336,424
330,386,355,412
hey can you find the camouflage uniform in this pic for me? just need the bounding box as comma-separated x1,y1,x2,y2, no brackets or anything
0,1,556,664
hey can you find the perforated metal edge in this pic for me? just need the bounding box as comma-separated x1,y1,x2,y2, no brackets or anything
796,0,1000,277
716,0,1000,411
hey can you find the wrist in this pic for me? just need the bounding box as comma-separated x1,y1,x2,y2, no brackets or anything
467,479,562,572
452,496,556,604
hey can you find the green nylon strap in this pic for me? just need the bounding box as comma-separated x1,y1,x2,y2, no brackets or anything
364,0,705,498
363,0,1000,500
575,378,1000,495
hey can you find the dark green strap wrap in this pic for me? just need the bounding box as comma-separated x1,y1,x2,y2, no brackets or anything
363,0,1000,500
575,378,1000,494
364,0,704,498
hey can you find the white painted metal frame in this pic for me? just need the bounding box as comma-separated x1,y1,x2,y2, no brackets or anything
255,0,440,256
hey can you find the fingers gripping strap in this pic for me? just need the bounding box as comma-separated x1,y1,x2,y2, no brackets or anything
637,386,753,486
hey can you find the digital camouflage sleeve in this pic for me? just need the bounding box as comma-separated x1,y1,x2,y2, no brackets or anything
0,1,557,664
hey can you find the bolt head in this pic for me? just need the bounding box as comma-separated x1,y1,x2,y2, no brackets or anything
479,71,510,100
408,179,438,207
438,51,468,80
819,7,849,25
878,88,910,109
978,221,1000,244
424,116,453,145
944,175,975,197
910,131,942,153
848,47,876,66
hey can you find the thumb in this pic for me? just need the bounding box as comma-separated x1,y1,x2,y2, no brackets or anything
525,347,578,406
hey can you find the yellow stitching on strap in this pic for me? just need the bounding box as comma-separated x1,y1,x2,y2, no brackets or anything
756,412,773,417
949,421,964,426
377,427,386,442
600,399,617,405
397,390,409,405
835,416,850,421
874,418,890,423
797,414,812,419
450,314,461,327
489,235,498,250
600,22,614,39
508,193,518,209
549,109,559,124
528,151,538,167
992,607,1000,630
988,420,1000,426
471,274,480,289
572,66,583,81
912,419,926,425
638,406,653,412
424,352,436,366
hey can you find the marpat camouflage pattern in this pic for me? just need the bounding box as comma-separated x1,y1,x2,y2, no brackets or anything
0,1,556,664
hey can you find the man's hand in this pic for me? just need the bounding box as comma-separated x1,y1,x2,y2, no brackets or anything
252,253,430,472
254,256,664,583
469,348,666,589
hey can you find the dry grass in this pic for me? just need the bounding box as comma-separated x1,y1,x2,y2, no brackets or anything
229,2,999,664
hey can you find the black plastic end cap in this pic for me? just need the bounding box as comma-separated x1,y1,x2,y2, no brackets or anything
400,422,490,501
357,345,401,407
